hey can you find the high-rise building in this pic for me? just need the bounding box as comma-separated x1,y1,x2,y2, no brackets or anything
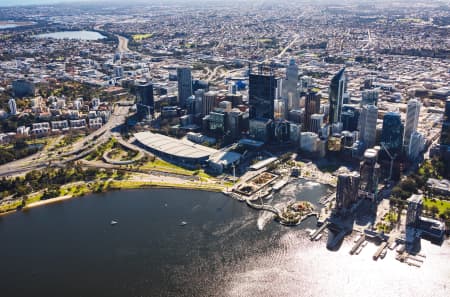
341,104,359,132
194,89,205,115
358,104,378,149
440,99,450,146
335,171,360,212
381,112,404,155
359,148,380,200
135,81,154,119
249,66,276,120
282,59,299,110
361,89,379,106
8,98,17,115
310,114,324,134
274,99,286,120
328,68,346,124
304,90,320,132
300,132,320,153
406,194,423,227
227,109,245,140
177,67,193,108
186,95,197,115
202,91,218,116
408,131,425,161
403,99,421,151
299,76,313,94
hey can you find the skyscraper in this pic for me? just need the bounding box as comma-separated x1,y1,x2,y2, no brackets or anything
177,67,193,108
361,89,379,106
408,131,425,161
248,66,276,120
381,112,404,155
335,171,360,212
358,104,378,149
8,98,17,115
406,194,423,227
202,91,217,116
304,90,320,132
403,99,421,151
359,148,380,200
328,68,346,124
135,81,154,119
440,99,450,146
282,59,299,110
194,89,205,115
341,104,359,132
310,114,324,134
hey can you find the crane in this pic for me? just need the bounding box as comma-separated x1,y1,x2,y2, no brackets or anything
380,142,396,182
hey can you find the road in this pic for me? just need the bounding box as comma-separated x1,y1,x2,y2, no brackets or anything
207,65,224,81
262,33,299,64
0,105,130,177
117,35,130,53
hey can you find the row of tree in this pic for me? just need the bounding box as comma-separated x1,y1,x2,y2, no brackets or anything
0,163,126,200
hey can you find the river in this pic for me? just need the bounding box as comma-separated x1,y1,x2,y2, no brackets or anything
0,180,448,297
34,30,106,40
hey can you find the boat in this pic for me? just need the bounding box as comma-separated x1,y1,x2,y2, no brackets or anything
180,221,188,226
110,220,118,226
380,249,387,259
315,234,323,241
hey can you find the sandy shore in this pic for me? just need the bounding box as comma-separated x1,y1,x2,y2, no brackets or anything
23,195,74,209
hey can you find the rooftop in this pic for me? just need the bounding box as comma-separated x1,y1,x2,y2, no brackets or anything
134,131,218,160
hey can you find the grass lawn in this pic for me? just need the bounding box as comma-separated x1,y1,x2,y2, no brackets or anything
132,33,153,41
110,180,224,192
0,200,22,213
423,197,450,215
140,159,197,176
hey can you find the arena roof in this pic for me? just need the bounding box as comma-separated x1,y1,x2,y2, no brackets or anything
135,132,218,160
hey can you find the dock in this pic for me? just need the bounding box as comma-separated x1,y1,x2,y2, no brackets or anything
272,178,289,192
350,233,366,255
310,221,329,241
319,192,335,206
373,242,388,260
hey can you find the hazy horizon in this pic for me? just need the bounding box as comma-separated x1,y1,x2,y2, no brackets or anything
0,0,444,8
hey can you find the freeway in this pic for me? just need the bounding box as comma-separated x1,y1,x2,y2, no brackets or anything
0,105,130,177
262,33,299,64
117,35,130,53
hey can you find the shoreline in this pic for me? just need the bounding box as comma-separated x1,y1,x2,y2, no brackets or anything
0,180,225,217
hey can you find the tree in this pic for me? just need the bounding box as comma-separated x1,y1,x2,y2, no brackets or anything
430,205,439,218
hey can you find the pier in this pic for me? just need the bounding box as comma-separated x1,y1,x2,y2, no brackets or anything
350,234,366,255
373,242,388,260
310,221,329,241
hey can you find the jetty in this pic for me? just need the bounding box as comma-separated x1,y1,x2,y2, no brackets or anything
350,233,366,255
310,221,329,241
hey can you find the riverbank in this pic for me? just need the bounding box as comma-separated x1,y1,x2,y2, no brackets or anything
0,178,227,217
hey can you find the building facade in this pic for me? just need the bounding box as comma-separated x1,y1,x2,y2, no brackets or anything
328,68,346,124
403,99,421,151
177,67,193,108
358,104,378,149
304,90,321,132
249,67,276,120
381,112,404,156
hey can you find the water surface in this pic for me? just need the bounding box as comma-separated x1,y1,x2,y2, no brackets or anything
0,182,448,297
34,30,106,40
